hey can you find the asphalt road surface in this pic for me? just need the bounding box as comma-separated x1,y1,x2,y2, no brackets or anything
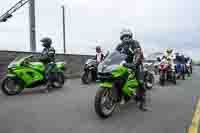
0,67,200,133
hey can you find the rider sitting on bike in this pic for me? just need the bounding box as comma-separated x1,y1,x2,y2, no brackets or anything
115,28,147,111
161,48,175,71
95,46,104,64
39,37,56,91
185,56,192,66
174,52,183,73
185,56,192,74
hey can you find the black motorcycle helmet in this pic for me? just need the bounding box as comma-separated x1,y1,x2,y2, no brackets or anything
40,37,52,48
120,29,133,42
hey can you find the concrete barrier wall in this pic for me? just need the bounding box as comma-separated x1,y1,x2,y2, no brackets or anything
0,51,94,79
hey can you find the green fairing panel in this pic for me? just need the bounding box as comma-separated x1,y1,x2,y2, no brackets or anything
122,79,138,96
56,62,65,69
13,68,44,86
112,65,129,78
29,62,45,72
99,82,113,88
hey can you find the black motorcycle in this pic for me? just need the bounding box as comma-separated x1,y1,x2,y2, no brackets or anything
81,59,98,84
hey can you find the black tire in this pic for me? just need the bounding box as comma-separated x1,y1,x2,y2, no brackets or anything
145,72,154,90
182,73,185,80
1,77,24,96
188,67,192,76
160,79,165,86
52,72,65,88
173,79,176,84
159,72,165,86
171,72,177,84
81,71,89,84
91,70,97,81
173,76,176,84
94,87,116,119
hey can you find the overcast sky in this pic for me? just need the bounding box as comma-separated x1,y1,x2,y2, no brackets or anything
0,0,200,59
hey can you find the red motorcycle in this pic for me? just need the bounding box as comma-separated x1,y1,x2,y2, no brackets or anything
159,61,176,86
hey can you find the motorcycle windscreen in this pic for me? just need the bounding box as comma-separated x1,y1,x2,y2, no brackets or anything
8,55,33,69
98,50,127,72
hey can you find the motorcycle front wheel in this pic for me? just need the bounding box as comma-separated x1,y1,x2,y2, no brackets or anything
94,87,117,119
1,77,24,96
145,72,154,90
159,72,165,86
172,72,177,84
81,71,91,84
182,73,185,80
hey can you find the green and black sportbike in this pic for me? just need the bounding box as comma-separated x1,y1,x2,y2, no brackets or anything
94,50,153,118
1,55,66,95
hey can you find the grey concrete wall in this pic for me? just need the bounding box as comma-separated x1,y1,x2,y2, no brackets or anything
0,51,94,79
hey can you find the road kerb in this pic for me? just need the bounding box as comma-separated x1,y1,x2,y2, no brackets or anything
188,96,200,133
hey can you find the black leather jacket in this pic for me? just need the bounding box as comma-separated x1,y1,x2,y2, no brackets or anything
175,55,186,64
40,47,55,64
116,39,143,65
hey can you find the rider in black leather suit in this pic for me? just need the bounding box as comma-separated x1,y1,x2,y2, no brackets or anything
115,29,147,111
39,37,56,90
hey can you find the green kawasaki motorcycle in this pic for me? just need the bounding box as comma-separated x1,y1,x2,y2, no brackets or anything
1,55,66,95
94,50,153,118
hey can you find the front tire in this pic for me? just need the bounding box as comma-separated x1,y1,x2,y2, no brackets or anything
145,72,154,90
159,72,165,86
81,71,89,84
1,77,24,96
94,87,116,119
182,72,185,80
172,72,176,84
173,76,176,84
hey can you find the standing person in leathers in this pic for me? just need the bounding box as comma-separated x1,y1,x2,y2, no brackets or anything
115,29,148,111
39,37,56,92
